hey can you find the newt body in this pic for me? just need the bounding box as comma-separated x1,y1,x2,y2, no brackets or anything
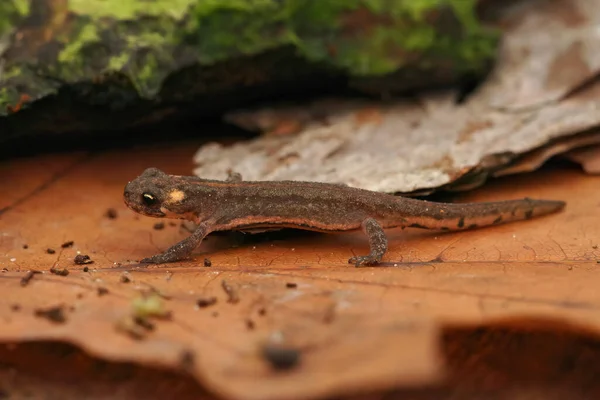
123,168,565,266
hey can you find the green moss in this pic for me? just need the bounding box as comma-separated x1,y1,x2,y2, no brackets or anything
186,0,294,63
0,0,29,37
58,24,100,63
69,0,195,20
107,53,130,71
3,65,23,81
12,0,29,16
185,0,496,76
129,53,161,97
0,87,11,109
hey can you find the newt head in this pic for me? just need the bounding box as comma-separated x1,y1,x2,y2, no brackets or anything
124,167,188,219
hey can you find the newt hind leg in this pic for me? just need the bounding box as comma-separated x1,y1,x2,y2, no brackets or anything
348,218,388,267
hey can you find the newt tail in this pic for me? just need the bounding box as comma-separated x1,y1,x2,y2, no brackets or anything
390,197,566,231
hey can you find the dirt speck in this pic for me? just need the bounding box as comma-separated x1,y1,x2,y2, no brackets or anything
105,208,118,219
221,280,240,304
196,297,217,308
49,267,69,276
179,349,195,371
34,305,67,324
20,270,41,287
74,254,94,265
262,343,300,370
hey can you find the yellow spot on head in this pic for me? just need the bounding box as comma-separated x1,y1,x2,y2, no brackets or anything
167,189,185,203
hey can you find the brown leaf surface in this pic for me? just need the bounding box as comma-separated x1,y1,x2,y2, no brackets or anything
2,142,600,399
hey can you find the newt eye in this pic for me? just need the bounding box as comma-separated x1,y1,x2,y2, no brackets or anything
142,193,157,206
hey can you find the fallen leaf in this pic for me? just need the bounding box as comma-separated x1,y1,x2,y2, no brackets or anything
561,144,600,174
1,141,599,400
493,131,600,177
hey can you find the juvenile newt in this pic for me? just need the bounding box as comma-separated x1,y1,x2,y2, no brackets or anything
123,168,566,267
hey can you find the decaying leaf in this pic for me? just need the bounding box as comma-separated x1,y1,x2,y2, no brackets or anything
2,142,600,400
493,131,600,177
198,0,600,194
561,144,600,174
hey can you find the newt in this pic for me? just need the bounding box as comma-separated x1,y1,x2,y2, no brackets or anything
123,168,566,267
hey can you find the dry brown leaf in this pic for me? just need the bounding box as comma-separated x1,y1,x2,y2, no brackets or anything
480,0,600,110
2,142,600,399
493,130,600,177
561,144,600,174
202,0,600,194
0,342,210,399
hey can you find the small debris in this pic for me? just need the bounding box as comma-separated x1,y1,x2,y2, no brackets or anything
20,270,41,287
153,222,165,230
285,282,297,289
116,316,155,340
140,283,172,300
2,268,8,272
97,287,109,296
22,244,29,249
49,267,69,276
203,258,212,267
74,254,94,265
120,273,131,283
258,307,267,316
61,241,74,248
221,280,239,304
169,222,177,227
211,311,219,317
10,304,21,312
246,319,255,330
132,293,171,320
46,248,56,254
594,245,598,250
83,266,89,272
196,296,217,308
179,349,195,371
323,303,336,324
132,316,155,331
262,343,300,370
116,292,172,340
105,208,118,219
34,305,67,324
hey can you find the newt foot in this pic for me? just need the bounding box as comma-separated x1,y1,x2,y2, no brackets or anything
348,255,380,267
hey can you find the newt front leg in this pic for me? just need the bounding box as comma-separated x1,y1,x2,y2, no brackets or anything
141,222,212,263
